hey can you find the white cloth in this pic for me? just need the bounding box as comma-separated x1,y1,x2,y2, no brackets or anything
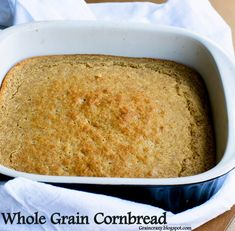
13,0,95,23
0,0,14,28
0,173,234,231
0,0,95,28
90,0,234,54
0,0,234,230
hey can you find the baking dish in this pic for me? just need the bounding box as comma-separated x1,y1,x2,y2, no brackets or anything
0,21,234,212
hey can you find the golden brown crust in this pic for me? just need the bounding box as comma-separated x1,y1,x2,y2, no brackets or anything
0,55,215,177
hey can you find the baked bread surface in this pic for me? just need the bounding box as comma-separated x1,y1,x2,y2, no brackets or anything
0,55,215,177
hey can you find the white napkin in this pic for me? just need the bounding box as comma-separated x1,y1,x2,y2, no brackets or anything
0,0,234,230
0,173,234,231
90,0,234,54
0,0,95,27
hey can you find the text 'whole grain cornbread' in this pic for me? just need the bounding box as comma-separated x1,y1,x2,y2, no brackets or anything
0,55,215,177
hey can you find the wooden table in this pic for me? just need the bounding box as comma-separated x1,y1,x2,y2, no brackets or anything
86,1,235,230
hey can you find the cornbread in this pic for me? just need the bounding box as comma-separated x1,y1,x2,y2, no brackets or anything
0,55,215,177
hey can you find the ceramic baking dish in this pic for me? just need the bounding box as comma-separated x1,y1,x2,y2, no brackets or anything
0,21,235,212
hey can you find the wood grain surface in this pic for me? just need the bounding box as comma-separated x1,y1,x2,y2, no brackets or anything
86,0,235,230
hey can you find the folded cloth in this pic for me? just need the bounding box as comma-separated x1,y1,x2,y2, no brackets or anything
0,173,235,231
90,0,234,55
0,0,234,230
0,0,14,28
0,0,95,27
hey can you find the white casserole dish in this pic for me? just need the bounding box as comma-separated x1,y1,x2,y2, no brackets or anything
0,21,234,211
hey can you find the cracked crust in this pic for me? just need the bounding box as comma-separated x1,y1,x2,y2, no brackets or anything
0,55,216,177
